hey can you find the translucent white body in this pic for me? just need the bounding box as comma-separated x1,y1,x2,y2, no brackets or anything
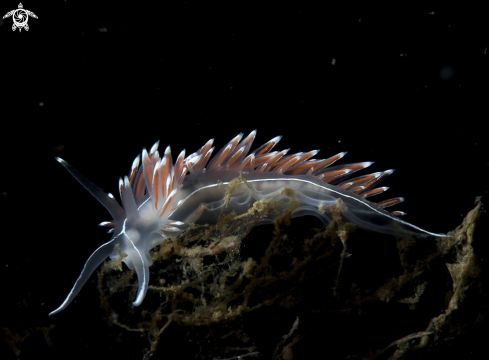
49,131,448,315
175,170,442,239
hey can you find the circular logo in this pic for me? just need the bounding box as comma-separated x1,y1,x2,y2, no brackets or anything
12,9,28,28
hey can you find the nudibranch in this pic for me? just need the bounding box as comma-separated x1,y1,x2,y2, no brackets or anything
49,130,448,315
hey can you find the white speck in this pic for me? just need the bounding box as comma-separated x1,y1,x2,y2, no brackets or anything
332,58,336,65
338,140,341,143
39,102,44,107
99,27,107,32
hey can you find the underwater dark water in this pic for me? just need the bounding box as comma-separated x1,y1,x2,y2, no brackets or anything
1,2,488,359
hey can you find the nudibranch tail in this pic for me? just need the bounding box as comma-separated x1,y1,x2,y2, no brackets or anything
50,130,449,315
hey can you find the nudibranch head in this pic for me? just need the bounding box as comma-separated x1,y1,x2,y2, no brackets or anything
49,143,189,315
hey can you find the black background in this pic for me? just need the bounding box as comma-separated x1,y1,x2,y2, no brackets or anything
1,1,488,359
